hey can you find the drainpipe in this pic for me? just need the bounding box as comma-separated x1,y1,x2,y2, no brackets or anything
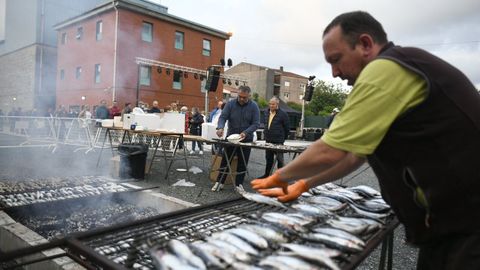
112,0,119,102
38,0,46,109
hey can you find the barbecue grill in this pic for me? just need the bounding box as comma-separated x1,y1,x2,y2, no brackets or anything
0,197,398,270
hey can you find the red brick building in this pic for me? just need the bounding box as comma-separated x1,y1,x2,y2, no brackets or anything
54,0,230,113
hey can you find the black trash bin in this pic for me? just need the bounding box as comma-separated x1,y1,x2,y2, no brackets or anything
118,143,148,179
313,129,323,140
305,131,315,141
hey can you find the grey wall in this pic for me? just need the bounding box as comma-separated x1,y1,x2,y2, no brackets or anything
0,0,105,56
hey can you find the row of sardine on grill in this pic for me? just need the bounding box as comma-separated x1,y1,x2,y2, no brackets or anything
149,184,391,270
0,183,128,206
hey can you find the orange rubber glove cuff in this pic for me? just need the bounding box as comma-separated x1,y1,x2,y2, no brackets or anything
251,172,288,193
278,179,309,203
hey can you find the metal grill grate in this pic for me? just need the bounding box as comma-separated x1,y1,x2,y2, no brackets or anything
80,200,279,268
1,196,398,270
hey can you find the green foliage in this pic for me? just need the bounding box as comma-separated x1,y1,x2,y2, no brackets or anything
287,101,313,116
306,80,348,115
257,97,269,109
252,92,268,108
286,102,302,112
252,92,259,102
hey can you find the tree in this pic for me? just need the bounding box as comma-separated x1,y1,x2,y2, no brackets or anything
306,80,348,115
287,101,313,116
252,92,268,109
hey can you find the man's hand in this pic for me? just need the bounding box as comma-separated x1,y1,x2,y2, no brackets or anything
216,129,224,138
251,171,288,194
239,132,246,141
259,180,308,203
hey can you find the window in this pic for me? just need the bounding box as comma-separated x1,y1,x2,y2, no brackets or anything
202,39,211,56
283,92,290,99
94,64,101,83
284,81,290,87
96,20,103,41
60,69,65,80
76,27,83,40
173,70,182,89
139,66,151,86
0,0,5,42
175,31,184,50
61,33,67,44
75,67,82,79
142,22,153,42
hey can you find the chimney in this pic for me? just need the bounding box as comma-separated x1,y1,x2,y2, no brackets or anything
279,66,284,72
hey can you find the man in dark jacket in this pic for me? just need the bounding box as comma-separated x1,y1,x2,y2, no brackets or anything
189,107,204,155
212,85,260,192
95,100,109,119
259,97,289,178
251,11,480,270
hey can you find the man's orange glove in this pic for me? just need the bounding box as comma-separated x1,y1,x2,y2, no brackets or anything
251,171,288,194
258,188,285,197
259,180,309,203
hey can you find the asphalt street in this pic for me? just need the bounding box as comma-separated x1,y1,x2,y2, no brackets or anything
0,133,418,269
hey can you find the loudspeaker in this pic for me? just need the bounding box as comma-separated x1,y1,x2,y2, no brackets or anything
205,66,220,92
304,85,314,101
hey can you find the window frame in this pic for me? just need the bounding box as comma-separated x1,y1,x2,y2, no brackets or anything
75,67,82,79
142,22,153,42
96,20,103,41
76,26,83,40
139,66,151,86
172,70,183,90
202,39,211,56
175,31,184,50
94,64,101,84
61,32,67,45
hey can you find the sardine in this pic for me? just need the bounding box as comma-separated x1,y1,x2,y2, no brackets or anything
224,227,269,249
291,203,332,217
349,204,390,222
210,231,259,255
348,185,380,198
189,242,226,268
240,191,287,209
239,224,288,243
191,241,235,266
280,243,340,270
302,196,347,212
168,239,206,270
207,239,251,262
325,216,370,235
302,232,364,253
260,255,320,270
312,227,365,247
150,249,198,270
262,212,309,232
231,262,265,270
351,199,391,213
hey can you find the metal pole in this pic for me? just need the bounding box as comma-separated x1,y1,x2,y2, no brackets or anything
300,85,305,138
136,65,141,107
205,91,208,116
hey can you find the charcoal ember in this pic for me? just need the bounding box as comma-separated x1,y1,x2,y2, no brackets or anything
0,179,130,207
10,199,159,240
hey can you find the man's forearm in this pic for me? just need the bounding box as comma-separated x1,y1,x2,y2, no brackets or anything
277,139,347,182
305,153,365,188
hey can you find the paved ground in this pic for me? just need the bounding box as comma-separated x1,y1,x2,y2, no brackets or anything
0,133,418,269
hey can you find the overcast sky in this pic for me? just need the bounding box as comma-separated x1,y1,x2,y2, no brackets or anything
151,0,480,89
